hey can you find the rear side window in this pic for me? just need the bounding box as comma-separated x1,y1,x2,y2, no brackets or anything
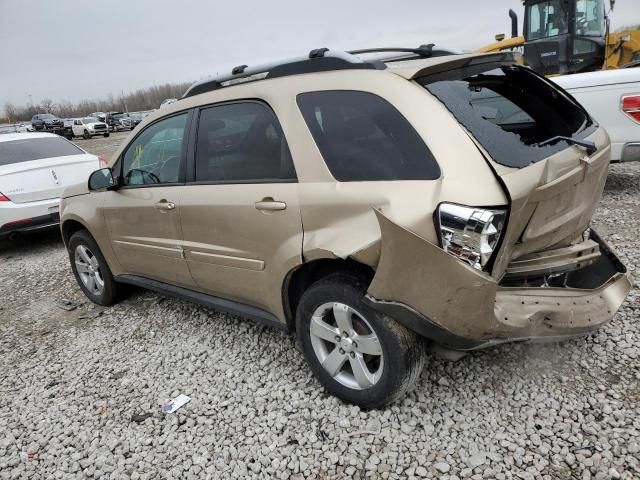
297,91,440,181
195,102,295,183
0,137,83,166
420,65,592,168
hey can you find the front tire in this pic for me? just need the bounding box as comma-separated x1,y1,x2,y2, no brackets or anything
296,273,424,408
68,230,120,306
104,132,110,137
83,130,90,139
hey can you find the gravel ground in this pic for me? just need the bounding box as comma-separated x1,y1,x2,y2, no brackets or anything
0,134,638,479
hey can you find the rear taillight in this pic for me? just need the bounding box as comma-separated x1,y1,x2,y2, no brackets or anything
621,95,640,123
98,155,108,168
0,192,10,202
436,203,507,271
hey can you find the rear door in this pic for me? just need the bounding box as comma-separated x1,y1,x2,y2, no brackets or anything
102,111,195,287
412,54,608,277
0,135,99,203
179,101,302,319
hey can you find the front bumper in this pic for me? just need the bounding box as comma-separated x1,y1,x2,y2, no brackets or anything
0,198,61,239
365,213,632,350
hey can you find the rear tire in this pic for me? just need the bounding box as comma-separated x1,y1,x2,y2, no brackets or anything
296,273,424,408
68,230,120,306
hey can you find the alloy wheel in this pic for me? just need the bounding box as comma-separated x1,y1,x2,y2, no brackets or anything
74,245,105,296
309,302,384,390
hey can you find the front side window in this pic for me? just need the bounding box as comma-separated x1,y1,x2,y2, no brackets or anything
121,113,187,185
195,102,295,182
526,0,569,40
297,90,440,182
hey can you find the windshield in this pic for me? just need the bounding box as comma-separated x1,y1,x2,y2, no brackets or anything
83,117,98,123
526,0,569,40
40,114,56,120
575,0,605,37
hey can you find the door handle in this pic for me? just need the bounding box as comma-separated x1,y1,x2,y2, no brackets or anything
154,200,176,211
255,197,287,211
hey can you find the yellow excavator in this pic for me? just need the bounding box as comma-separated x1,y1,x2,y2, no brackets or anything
477,0,640,75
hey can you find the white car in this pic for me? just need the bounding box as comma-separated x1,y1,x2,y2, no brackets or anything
71,117,110,139
552,68,640,162
0,133,105,240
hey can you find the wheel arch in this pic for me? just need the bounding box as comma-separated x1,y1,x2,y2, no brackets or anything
61,218,90,248
282,257,375,332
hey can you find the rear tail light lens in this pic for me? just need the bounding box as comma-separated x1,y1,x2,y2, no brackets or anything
436,203,507,271
622,95,640,123
98,155,108,168
0,192,10,202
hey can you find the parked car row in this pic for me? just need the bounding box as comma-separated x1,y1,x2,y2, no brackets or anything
88,111,152,132
24,110,155,139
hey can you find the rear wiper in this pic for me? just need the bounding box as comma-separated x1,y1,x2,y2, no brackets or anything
538,136,596,155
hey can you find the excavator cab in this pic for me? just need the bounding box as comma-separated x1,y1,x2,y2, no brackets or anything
523,0,607,74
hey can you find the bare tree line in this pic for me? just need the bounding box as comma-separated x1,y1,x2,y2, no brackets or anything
2,81,192,123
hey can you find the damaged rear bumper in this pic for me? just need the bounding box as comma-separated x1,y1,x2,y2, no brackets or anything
365,213,632,351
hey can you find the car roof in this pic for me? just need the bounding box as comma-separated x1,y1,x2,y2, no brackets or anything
0,132,59,143
182,49,519,100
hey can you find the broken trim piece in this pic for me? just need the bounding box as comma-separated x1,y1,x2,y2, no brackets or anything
504,239,600,279
363,295,483,350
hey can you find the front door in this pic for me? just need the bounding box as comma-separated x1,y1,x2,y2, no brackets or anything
180,101,302,319
103,111,194,288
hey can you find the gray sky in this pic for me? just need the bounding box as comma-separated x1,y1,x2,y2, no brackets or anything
1,0,639,109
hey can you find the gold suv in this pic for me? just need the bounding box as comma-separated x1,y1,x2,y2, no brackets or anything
61,48,631,407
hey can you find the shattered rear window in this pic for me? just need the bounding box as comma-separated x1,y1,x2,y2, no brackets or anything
419,65,593,168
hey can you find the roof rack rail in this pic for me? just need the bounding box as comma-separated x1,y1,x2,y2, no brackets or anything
347,44,457,62
183,48,385,99
182,44,457,99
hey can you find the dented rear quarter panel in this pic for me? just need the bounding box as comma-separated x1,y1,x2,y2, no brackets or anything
292,70,508,266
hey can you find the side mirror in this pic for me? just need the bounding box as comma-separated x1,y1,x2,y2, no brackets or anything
88,168,115,191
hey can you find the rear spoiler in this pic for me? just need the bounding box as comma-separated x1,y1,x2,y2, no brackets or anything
390,52,521,82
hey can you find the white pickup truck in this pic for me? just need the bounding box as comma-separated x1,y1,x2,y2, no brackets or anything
552,68,640,162
71,117,110,140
